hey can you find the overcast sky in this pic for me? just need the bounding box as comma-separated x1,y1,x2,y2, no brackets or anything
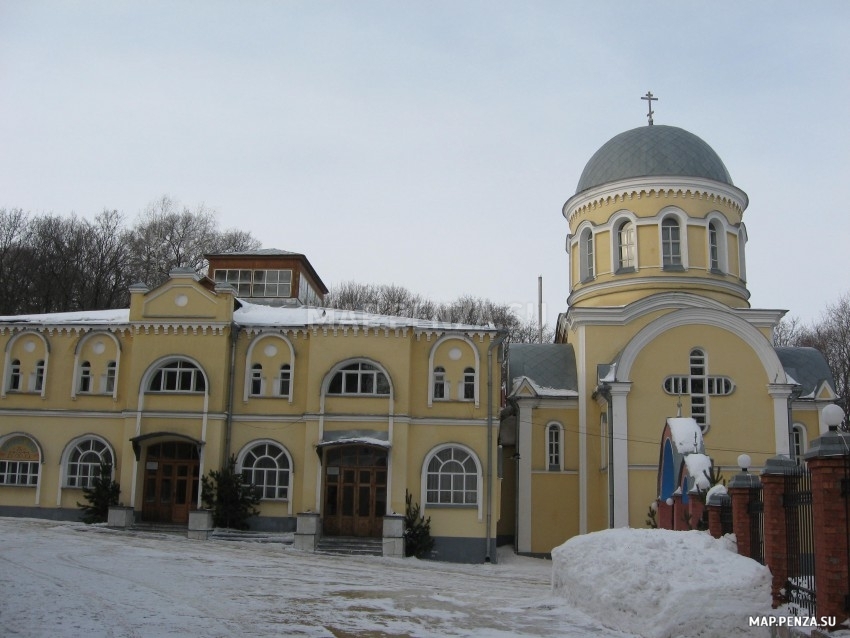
2,2,848,328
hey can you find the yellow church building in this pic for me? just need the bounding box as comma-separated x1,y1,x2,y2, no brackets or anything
0,249,504,562
0,116,839,563
499,120,837,555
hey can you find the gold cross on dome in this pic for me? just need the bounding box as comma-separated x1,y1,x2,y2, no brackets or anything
642,91,657,125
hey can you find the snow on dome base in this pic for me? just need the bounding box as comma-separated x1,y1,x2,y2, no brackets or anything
551,528,773,638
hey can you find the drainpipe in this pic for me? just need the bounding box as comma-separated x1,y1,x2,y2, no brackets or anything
224,322,241,459
486,330,508,563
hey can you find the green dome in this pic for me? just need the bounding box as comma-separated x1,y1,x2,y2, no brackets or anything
576,125,733,194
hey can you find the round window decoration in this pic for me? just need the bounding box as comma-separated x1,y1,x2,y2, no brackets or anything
93,341,106,355
448,347,462,361
264,344,278,357
23,340,36,353
175,294,189,307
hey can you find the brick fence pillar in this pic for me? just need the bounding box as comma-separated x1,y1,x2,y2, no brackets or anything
657,498,673,530
804,424,850,625
672,492,687,531
728,470,761,560
761,455,797,608
707,496,724,539
688,489,706,530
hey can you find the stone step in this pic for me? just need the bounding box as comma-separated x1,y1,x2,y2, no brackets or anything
210,529,292,544
316,536,383,556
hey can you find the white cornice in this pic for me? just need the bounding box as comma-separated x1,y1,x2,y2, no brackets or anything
564,176,749,227
567,276,751,309
565,292,785,330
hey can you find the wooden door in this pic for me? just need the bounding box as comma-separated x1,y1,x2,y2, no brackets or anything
142,442,199,523
323,446,387,537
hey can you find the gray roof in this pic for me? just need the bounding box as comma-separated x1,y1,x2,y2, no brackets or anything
775,346,836,398
206,248,299,257
576,125,733,193
507,343,577,392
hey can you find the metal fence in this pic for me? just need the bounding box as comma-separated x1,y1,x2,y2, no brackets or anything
747,484,764,565
783,464,816,617
718,494,734,536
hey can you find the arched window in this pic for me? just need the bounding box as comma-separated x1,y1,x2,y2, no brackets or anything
148,360,206,393
425,446,479,505
8,359,21,391
617,220,636,271
239,442,291,500
708,221,721,272
65,438,113,488
278,364,291,397
661,217,682,268
0,435,40,486
580,228,594,281
34,360,45,392
791,423,807,464
433,366,447,400
328,362,390,396
78,361,92,393
462,367,475,400
104,361,117,394
547,423,563,471
250,363,263,396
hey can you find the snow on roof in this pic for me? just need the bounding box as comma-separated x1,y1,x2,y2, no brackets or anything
0,302,496,333
511,375,579,398
0,308,130,325
234,301,495,332
668,417,704,455
684,453,712,491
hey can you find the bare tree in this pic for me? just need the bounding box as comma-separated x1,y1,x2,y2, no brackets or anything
127,196,260,288
325,282,553,344
797,293,850,427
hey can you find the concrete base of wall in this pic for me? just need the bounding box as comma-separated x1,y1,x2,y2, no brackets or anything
246,515,297,533
426,536,498,564
0,506,82,522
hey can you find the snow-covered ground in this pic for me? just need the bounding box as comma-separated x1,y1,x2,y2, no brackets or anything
0,518,775,637
553,528,774,638
0,517,633,637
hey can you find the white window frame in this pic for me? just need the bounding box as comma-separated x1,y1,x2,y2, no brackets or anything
433,366,448,400
791,423,807,464
617,220,636,271
63,436,114,488
8,358,21,391
78,361,93,394
327,362,390,396
546,422,564,471
237,441,292,510
461,367,476,401
421,444,482,520
250,363,264,397
661,216,682,269
0,433,41,488
147,360,206,393
278,364,292,398
580,227,595,281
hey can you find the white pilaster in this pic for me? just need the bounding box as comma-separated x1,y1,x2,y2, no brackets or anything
608,382,632,528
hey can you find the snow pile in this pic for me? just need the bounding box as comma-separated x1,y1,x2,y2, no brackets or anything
684,453,713,491
551,528,772,638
